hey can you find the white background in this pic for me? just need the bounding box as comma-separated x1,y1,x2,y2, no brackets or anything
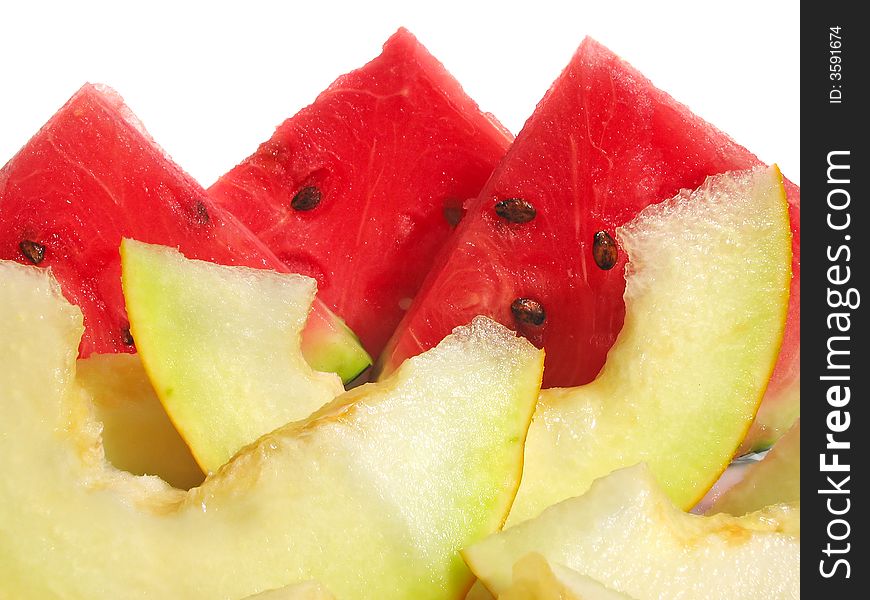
0,0,799,187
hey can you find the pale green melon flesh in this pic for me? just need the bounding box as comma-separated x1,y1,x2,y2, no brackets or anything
121,239,345,472
242,581,335,600
499,553,637,600
710,419,800,516
464,582,495,600
77,353,204,489
463,464,800,599
0,263,543,600
507,167,792,525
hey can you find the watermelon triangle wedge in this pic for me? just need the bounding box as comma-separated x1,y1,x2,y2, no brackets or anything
0,84,370,383
377,37,800,450
208,28,513,358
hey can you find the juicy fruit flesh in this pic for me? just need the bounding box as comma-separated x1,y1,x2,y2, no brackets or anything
121,239,344,473
499,554,637,600
76,353,204,489
0,83,369,383
242,581,336,599
376,37,801,442
506,166,792,525
0,261,544,600
710,419,800,516
209,27,512,358
463,464,800,599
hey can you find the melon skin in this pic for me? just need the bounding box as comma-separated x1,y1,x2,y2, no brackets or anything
208,27,513,358
0,84,369,383
377,37,800,447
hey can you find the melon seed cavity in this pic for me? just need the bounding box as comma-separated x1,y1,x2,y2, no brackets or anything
511,298,546,326
495,198,536,223
291,186,322,211
593,231,618,270
19,239,46,265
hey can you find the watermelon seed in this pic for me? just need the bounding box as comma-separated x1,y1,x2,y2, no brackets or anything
494,198,536,223
291,186,322,211
593,231,618,270
193,201,210,225
19,239,46,265
120,326,135,347
511,298,546,326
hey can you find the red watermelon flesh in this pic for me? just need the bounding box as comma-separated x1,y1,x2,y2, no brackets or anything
0,84,369,381
378,36,800,413
208,28,513,357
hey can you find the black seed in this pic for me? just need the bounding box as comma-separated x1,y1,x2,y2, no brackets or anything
19,239,46,265
494,198,536,224
291,186,322,211
511,298,546,327
593,231,618,270
193,201,210,225
443,198,464,227
121,326,135,347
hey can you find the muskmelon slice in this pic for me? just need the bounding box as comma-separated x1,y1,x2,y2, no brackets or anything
121,239,345,472
507,166,792,525
0,262,543,600
463,464,800,598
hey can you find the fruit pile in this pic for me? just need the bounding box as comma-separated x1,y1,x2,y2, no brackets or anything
0,29,799,599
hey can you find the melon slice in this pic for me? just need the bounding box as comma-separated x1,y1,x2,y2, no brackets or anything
377,36,800,450
121,239,345,472
709,419,800,516
208,28,512,358
0,83,369,383
499,554,637,600
0,260,543,599
463,464,800,599
242,582,335,600
506,166,791,525
464,582,495,600
76,353,204,489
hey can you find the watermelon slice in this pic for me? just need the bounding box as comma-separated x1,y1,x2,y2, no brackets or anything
208,28,513,357
0,84,370,383
377,37,800,446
